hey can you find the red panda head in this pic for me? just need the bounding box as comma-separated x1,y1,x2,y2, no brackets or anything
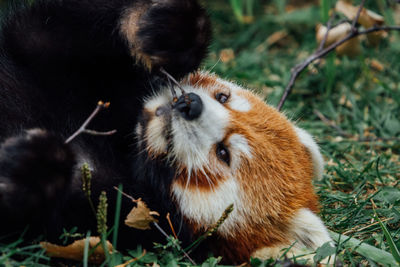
138,71,331,263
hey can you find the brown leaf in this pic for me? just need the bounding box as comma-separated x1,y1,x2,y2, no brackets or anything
125,199,159,230
369,59,385,72
335,1,385,46
266,30,289,46
316,23,361,56
40,237,113,264
219,49,235,63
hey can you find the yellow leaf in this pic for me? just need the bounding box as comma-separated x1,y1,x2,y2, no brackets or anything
335,0,385,46
316,23,361,56
40,237,113,264
219,49,235,63
125,199,159,230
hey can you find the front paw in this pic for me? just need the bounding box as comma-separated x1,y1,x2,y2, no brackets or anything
0,129,76,220
120,0,211,78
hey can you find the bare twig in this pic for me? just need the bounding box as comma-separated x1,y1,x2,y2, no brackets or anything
113,186,138,203
314,109,351,137
65,101,117,144
318,13,336,52
166,213,178,239
343,217,394,235
351,0,366,30
160,67,187,103
277,0,400,111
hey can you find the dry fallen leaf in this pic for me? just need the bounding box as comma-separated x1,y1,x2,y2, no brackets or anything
125,199,160,230
335,0,385,46
368,59,385,72
316,23,361,56
219,48,235,63
40,237,113,264
266,30,289,46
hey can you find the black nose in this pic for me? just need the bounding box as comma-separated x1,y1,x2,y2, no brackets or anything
174,93,203,120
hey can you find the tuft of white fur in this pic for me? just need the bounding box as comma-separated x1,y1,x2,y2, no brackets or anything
172,178,245,236
229,134,252,171
290,208,332,248
294,127,324,180
229,93,251,112
252,208,333,264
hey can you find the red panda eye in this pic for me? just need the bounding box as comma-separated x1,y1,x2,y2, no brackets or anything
215,93,229,104
216,143,230,166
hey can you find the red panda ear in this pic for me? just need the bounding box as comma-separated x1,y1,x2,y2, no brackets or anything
294,127,324,180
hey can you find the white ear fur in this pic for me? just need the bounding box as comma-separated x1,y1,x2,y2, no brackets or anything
251,208,333,264
294,127,324,180
289,208,332,249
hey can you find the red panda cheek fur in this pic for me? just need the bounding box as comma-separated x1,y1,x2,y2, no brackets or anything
174,73,323,263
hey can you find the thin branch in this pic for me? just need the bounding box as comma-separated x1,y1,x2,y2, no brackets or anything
113,186,138,203
342,217,394,235
160,67,187,103
166,213,178,239
314,109,351,137
277,0,400,111
65,101,117,144
318,13,336,52
351,0,366,30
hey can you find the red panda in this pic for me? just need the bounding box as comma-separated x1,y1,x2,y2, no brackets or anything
139,71,332,263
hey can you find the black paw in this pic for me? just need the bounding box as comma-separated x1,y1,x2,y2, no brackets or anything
122,0,211,78
0,129,76,222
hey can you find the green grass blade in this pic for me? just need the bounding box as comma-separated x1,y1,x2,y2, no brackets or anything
374,212,400,264
112,184,123,250
229,0,243,23
329,231,398,266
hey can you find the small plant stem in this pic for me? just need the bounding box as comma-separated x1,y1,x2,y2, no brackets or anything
113,186,138,202
343,217,394,235
119,250,146,267
166,213,178,239
185,204,234,253
65,101,117,144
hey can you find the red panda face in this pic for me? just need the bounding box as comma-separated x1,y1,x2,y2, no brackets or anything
138,72,331,263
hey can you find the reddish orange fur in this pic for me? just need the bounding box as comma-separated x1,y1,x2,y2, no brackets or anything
175,166,225,189
179,73,320,263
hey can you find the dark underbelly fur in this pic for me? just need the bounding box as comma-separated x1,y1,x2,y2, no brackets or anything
0,0,210,257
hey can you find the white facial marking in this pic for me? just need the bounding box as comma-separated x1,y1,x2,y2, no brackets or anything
170,85,229,171
143,84,231,171
294,127,324,180
172,178,245,236
229,93,251,112
229,134,252,171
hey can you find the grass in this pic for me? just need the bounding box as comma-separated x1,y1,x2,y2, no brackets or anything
1,0,399,266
